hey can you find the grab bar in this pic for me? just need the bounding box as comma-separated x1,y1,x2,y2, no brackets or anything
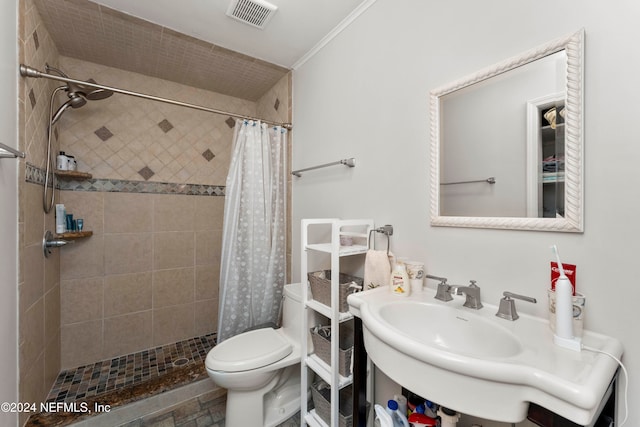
441,177,495,186
291,157,355,177
0,142,25,159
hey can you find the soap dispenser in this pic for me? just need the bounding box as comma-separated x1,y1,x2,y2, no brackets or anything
551,245,581,351
390,260,410,296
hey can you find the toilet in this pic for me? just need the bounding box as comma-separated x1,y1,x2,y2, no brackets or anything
206,283,313,427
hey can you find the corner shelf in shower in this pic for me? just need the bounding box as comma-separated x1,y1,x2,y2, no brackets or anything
54,231,93,240
55,170,92,180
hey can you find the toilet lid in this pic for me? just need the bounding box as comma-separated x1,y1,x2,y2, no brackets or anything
206,328,292,372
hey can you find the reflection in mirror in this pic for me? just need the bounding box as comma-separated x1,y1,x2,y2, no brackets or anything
430,29,584,232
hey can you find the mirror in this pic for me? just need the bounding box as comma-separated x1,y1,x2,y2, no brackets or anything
430,29,584,232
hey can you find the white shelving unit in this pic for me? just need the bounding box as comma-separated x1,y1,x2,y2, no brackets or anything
300,219,374,427
526,94,566,218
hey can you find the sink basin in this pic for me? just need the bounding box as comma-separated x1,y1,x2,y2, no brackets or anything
347,286,623,425
378,302,522,358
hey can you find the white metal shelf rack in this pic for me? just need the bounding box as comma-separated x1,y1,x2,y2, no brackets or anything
301,218,374,427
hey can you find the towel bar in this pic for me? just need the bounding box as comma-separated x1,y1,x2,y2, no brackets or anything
291,158,355,177
441,176,495,185
368,224,393,254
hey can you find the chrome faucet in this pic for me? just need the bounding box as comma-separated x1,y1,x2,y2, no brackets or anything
433,278,483,309
450,280,483,309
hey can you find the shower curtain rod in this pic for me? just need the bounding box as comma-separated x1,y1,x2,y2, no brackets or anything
19,64,293,130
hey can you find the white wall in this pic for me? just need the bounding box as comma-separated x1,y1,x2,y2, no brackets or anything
292,0,640,425
0,0,19,425
440,53,563,217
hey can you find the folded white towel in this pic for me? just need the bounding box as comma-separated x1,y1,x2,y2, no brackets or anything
363,250,393,289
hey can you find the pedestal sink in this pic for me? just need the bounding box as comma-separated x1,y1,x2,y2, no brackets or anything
378,301,523,358
347,286,623,425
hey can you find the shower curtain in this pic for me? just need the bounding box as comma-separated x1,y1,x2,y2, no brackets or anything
217,119,287,343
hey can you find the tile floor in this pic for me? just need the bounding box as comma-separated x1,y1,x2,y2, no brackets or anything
119,387,301,427
26,332,302,426
47,334,216,404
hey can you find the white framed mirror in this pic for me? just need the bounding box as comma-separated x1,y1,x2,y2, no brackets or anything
430,29,584,232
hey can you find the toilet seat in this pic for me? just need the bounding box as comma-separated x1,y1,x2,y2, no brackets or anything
207,328,292,372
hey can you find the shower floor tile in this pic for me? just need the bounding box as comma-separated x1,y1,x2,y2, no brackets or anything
26,331,305,427
46,334,216,404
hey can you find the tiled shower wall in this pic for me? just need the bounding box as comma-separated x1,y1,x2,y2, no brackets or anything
55,57,292,368
58,191,223,368
18,0,291,412
56,56,258,184
18,0,62,423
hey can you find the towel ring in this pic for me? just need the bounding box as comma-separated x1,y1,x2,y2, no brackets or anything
368,228,391,254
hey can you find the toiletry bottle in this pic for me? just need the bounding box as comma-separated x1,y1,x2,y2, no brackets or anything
55,204,66,234
67,155,77,171
56,151,69,171
385,400,410,427
390,261,410,296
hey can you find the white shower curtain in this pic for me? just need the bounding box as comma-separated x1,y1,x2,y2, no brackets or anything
217,119,287,343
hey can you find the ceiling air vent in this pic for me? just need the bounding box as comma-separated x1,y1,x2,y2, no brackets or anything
226,0,278,30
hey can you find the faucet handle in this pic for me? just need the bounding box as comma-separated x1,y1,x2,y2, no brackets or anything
434,280,453,302
496,291,537,321
503,291,537,304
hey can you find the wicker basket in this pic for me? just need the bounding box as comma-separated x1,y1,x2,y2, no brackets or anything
308,270,363,312
310,323,353,377
311,381,354,427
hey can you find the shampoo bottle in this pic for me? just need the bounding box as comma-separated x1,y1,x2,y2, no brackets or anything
390,261,410,296
56,152,69,171
55,204,66,234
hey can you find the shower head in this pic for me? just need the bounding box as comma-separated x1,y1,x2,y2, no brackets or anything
43,64,114,125
81,79,114,101
66,86,88,108
45,64,114,105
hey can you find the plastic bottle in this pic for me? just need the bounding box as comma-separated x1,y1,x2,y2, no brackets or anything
437,407,460,427
408,404,437,426
67,155,77,171
374,404,394,427
56,151,69,171
390,261,410,296
393,394,408,416
55,204,66,233
386,400,409,427
424,400,438,418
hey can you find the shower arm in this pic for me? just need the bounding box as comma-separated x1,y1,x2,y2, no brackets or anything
19,64,292,130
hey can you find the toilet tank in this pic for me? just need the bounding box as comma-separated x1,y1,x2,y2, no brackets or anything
281,283,314,344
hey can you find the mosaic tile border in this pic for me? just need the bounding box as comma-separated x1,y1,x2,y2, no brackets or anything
25,163,225,196
47,333,217,404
